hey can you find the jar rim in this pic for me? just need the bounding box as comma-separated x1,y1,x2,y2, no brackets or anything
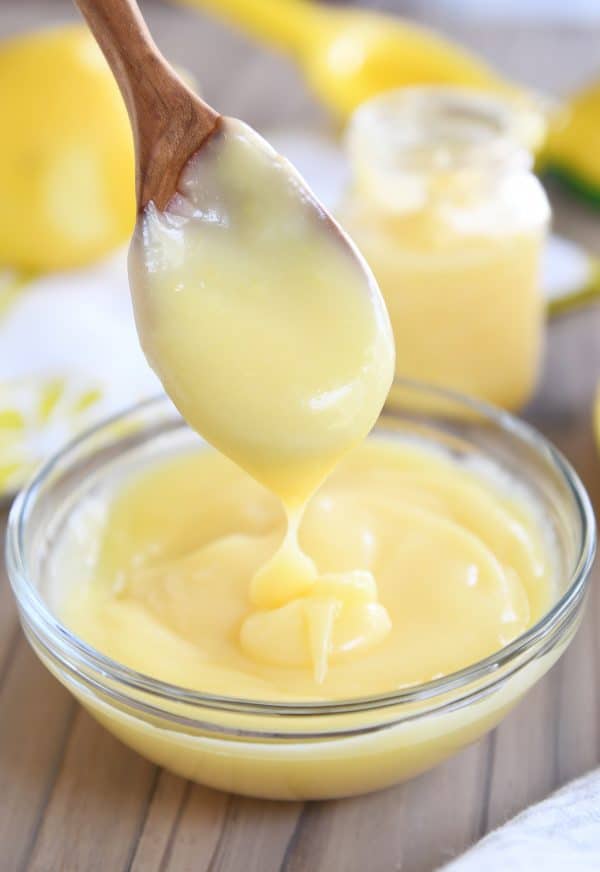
5,381,596,725
345,86,547,176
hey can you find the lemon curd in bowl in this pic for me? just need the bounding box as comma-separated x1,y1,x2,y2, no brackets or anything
6,384,595,800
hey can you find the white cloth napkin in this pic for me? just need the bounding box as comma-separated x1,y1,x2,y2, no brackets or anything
441,769,600,871
0,251,161,494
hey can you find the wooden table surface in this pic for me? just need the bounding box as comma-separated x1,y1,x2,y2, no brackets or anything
1,3,600,870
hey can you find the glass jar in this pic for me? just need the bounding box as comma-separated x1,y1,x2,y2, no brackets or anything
340,87,550,410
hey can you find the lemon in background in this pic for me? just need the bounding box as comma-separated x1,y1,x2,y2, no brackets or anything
544,80,600,205
0,25,135,272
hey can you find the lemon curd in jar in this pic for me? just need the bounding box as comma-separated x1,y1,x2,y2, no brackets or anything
340,88,551,410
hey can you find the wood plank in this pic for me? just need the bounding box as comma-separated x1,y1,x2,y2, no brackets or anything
393,739,492,871
554,602,600,785
482,672,561,830
283,787,405,872
26,709,156,872
203,795,302,872
0,510,21,681
0,639,75,872
133,782,301,872
133,780,228,872
129,772,188,871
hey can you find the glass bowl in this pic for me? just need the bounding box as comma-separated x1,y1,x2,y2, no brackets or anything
6,382,596,800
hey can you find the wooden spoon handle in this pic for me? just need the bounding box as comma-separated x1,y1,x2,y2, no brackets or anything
74,0,219,210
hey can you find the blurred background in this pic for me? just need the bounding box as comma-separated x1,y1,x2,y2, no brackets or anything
1,0,599,494
2,1,600,118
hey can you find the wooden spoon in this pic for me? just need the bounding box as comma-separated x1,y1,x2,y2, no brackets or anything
74,0,220,211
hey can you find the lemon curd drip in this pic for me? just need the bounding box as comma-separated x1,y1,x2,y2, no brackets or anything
56,438,553,699
127,117,395,681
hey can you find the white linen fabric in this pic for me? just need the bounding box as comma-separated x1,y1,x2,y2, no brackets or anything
441,769,600,871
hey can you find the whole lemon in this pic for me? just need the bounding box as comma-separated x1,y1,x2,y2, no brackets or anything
0,25,135,272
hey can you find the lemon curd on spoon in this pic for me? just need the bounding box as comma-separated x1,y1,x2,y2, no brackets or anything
58,117,554,696
126,118,397,680
64,0,552,704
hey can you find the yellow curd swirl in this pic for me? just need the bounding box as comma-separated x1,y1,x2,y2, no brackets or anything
56,438,553,699
127,118,395,680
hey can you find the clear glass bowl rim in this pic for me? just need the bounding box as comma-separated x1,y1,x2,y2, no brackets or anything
5,380,596,721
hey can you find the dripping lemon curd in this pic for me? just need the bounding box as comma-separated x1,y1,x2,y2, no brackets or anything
35,118,575,798
53,118,555,696
54,437,554,699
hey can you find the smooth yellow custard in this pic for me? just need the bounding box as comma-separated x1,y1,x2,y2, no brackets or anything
56,437,554,701
46,108,560,799
62,114,555,701
129,117,395,507
127,117,395,682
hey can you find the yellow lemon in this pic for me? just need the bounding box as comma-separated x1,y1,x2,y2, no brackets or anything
178,0,517,120
544,80,600,205
299,10,506,120
0,25,135,272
